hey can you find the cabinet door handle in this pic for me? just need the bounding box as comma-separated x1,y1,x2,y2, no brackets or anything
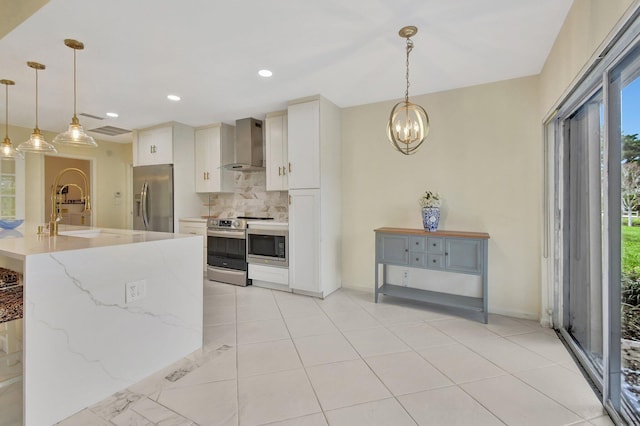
416,257,419,261
404,249,408,252
278,166,282,176
289,195,292,205
432,259,436,263
289,162,292,173
432,243,436,246
206,172,210,180
445,252,449,256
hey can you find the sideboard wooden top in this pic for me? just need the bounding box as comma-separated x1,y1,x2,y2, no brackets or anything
374,227,490,239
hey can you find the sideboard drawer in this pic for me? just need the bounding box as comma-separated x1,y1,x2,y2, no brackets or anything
426,237,443,253
410,252,426,267
426,253,445,270
409,236,426,252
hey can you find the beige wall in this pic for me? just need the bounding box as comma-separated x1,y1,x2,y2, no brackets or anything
539,0,636,117
7,125,133,229
44,156,90,218
0,0,49,40
341,76,542,319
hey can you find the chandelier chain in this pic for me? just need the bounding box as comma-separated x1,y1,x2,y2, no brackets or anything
35,68,39,129
73,48,77,118
4,84,8,140
405,38,413,103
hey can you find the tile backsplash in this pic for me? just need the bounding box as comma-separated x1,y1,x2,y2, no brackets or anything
199,172,288,220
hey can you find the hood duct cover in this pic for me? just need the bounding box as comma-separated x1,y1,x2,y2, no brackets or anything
224,118,264,171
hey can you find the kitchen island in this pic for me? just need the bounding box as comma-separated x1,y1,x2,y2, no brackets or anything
0,225,203,425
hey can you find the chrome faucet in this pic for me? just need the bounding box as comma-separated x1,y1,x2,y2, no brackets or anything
50,168,90,236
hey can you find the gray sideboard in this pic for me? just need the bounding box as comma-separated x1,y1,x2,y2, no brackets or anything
374,227,490,323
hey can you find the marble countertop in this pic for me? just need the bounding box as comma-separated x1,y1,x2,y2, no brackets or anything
179,217,208,223
0,224,197,260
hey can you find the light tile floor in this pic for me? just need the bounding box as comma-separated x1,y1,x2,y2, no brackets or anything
55,280,612,426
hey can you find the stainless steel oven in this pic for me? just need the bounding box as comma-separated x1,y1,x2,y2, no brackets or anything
246,222,288,267
207,218,248,286
206,217,274,286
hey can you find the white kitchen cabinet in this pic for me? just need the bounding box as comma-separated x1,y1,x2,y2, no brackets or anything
134,125,173,166
194,123,234,193
288,189,320,293
265,111,288,191
133,122,201,232
287,96,342,298
287,100,320,189
179,218,207,273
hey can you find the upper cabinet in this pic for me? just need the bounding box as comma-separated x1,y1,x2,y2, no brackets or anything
287,100,320,189
265,111,288,191
194,123,235,193
134,125,173,166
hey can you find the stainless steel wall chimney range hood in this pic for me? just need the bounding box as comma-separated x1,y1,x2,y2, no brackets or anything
223,118,264,171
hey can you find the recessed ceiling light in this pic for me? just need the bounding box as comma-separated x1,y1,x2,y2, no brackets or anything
106,112,119,118
167,94,181,101
258,69,273,78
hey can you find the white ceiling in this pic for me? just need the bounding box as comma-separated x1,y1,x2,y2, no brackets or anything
0,0,573,143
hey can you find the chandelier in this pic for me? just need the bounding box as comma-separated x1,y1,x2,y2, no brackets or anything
387,26,430,155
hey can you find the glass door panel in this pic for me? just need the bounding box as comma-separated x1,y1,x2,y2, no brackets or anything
563,90,604,379
611,43,640,421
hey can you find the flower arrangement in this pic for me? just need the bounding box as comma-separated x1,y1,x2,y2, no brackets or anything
419,190,441,209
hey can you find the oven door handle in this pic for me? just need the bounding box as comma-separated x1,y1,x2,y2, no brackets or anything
207,230,246,239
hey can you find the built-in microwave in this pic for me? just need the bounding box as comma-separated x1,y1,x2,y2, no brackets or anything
246,224,288,267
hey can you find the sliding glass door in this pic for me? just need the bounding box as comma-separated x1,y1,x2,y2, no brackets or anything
609,42,640,421
562,91,604,378
553,12,640,423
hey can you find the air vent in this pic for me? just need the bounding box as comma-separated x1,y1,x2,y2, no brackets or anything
89,126,131,136
79,112,105,120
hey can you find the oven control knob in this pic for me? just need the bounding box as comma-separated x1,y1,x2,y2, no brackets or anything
210,220,218,226
232,220,239,228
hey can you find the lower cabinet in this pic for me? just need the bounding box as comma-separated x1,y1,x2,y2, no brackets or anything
288,189,320,294
179,219,207,273
375,227,490,323
248,264,290,292
287,188,341,297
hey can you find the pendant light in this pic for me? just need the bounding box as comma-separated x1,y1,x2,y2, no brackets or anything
0,79,24,160
387,26,430,155
17,62,57,153
53,39,97,148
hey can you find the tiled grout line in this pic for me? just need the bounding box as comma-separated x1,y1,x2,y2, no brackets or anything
340,290,599,425
311,291,425,425
270,288,329,425
234,285,240,426
80,282,602,426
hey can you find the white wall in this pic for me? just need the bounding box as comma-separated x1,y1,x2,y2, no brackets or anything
341,76,541,319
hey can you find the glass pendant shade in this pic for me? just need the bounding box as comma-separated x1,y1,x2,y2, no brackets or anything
17,62,57,153
387,26,430,155
0,79,24,160
19,128,56,153
53,116,97,147
54,39,97,148
387,100,429,155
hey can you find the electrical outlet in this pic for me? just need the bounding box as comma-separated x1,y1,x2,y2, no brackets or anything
125,280,146,303
402,270,409,287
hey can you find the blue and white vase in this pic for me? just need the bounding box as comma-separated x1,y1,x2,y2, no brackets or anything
422,207,440,232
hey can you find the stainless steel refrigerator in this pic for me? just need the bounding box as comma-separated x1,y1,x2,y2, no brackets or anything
133,164,174,232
